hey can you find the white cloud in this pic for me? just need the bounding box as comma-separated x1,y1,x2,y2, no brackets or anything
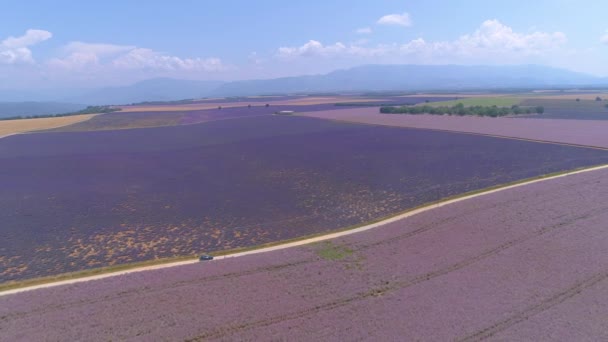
277,20,566,63
356,27,372,34
112,48,226,71
64,42,135,57
2,29,52,49
277,40,348,58
601,30,608,44
48,42,135,69
377,12,412,27
0,29,52,64
48,42,227,72
452,20,566,54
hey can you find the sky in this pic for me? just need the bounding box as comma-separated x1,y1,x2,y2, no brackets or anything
1,0,608,89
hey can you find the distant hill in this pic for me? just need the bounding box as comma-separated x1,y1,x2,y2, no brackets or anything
0,102,87,119
211,65,608,96
66,78,225,105
1,65,607,104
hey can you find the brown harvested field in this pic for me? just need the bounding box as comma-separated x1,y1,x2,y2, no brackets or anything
301,107,608,149
119,97,384,112
0,114,97,138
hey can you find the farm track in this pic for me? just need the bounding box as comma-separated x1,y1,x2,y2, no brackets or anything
0,258,316,321
458,270,608,341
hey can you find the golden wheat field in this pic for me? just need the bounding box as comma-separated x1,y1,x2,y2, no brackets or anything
0,114,98,138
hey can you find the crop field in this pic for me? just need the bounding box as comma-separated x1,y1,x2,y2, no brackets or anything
302,107,608,148
2,167,608,340
0,114,97,137
423,96,522,107
334,96,459,106
46,104,337,132
523,91,608,100
119,96,386,112
518,98,608,120
2,115,608,283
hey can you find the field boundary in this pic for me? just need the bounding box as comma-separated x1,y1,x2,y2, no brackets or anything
2,163,608,297
0,133,19,140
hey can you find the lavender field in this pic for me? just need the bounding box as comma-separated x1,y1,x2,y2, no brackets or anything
2,166,607,340
303,107,608,148
2,115,608,283
519,98,608,120
46,103,338,132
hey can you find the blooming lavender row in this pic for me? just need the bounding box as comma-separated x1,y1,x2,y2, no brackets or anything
2,166,607,340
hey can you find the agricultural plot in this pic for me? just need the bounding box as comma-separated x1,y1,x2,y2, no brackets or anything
423,96,521,107
518,98,608,120
119,96,383,113
302,107,608,148
2,115,608,283
46,104,337,132
0,114,97,137
2,167,608,340
334,96,459,107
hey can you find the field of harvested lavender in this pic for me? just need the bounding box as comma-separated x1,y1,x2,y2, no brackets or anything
3,112,608,283
2,165,607,340
302,106,608,148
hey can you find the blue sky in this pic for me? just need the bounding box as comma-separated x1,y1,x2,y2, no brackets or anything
1,0,607,89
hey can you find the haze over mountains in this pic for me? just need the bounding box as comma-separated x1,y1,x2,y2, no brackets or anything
2,64,607,108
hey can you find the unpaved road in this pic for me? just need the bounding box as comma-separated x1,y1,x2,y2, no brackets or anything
2,166,608,341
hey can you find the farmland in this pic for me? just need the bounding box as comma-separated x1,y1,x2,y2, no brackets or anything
2,166,607,340
50,95,454,132
2,114,608,283
302,107,608,148
47,103,338,132
117,96,389,112
422,96,521,107
0,114,97,138
519,98,608,120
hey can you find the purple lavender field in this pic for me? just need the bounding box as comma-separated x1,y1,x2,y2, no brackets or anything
2,115,608,283
2,167,607,340
46,103,338,132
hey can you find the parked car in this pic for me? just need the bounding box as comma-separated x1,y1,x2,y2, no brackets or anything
199,254,214,261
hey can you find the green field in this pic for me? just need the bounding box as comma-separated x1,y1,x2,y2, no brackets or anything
424,97,523,107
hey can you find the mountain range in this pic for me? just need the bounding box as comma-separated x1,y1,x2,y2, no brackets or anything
1,64,607,107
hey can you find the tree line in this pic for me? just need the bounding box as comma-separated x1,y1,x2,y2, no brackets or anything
380,103,544,117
